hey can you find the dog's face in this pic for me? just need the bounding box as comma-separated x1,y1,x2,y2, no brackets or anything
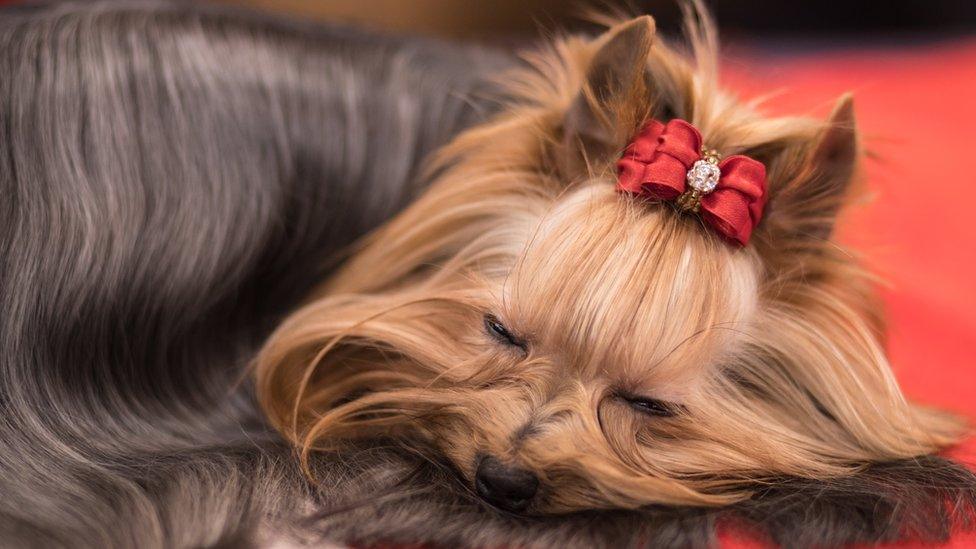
411,185,764,511
255,16,963,514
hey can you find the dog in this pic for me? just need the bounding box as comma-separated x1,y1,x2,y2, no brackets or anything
2,1,974,548
254,3,976,544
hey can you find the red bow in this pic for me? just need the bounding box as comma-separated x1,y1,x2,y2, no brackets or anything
616,119,767,246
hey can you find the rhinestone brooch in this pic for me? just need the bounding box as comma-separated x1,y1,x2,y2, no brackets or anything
676,149,721,213
685,149,721,194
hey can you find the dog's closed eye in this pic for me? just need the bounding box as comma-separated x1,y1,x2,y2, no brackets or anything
620,395,680,418
483,314,527,352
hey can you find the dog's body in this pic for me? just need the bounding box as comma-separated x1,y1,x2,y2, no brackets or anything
2,2,976,549
0,2,512,546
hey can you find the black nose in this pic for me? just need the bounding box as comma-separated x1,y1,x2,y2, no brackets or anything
475,455,539,512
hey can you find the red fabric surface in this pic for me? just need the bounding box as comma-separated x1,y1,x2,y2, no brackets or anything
719,38,976,548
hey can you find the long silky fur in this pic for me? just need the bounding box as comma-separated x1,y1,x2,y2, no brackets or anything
1,1,975,548
0,1,511,547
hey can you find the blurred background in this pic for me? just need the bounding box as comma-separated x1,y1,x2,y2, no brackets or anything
219,0,976,43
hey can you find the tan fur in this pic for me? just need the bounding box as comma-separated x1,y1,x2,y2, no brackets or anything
254,9,965,512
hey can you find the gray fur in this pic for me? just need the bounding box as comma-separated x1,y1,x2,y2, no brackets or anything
0,1,511,547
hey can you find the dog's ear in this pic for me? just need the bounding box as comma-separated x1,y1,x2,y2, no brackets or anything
762,94,859,247
558,16,655,179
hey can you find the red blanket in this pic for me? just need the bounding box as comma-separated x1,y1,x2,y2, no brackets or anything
720,37,976,548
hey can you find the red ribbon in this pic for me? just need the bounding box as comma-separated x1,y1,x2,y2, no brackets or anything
616,119,767,246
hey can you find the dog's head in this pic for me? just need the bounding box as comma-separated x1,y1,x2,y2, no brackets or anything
255,14,964,514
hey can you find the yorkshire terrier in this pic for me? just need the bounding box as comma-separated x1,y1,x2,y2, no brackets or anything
3,1,974,548
256,4,971,531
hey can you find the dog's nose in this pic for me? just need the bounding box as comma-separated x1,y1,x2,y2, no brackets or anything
475,455,539,512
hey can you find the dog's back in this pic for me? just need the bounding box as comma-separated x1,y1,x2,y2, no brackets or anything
0,2,510,546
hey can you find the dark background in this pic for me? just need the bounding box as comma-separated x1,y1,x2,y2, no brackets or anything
221,0,976,43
